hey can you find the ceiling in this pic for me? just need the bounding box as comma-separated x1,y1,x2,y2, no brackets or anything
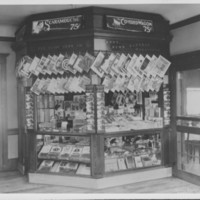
0,4,200,27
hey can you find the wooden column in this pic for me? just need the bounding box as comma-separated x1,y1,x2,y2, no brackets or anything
90,134,104,178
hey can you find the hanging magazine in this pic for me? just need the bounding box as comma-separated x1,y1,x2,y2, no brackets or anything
132,54,144,77
127,54,138,76
55,53,65,75
154,55,171,78
62,53,77,74
81,52,95,73
90,51,105,78
73,55,84,73
101,53,116,74
29,56,40,76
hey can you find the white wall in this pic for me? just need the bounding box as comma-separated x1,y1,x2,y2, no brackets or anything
170,21,200,55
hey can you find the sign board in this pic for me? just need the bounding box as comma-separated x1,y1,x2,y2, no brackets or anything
32,15,83,35
106,15,153,33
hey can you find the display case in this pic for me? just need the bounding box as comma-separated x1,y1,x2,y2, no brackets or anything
14,6,172,188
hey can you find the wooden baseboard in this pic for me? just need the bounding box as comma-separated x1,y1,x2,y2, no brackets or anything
29,166,172,189
173,168,200,187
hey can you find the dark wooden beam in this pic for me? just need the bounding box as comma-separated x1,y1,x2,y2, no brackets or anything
170,15,200,30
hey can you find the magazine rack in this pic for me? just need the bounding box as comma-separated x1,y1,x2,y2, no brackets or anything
14,6,172,188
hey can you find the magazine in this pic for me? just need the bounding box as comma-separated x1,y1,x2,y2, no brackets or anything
79,146,90,162
59,145,74,160
55,53,65,75
49,161,60,173
154,55,171,78
42,56,51,75
29,56,40,75
49,55,59,75
78,75,91,91
44,55,53,75
76,163,91,175
81,52,95,73
58,161,79,173
141,155,153,167
90,51,105,78
101,53,116,74
109,53,120,76
73,55,84,73
121,54,132,76
125,155,136,169
105,158,119,172
36,56,46,75
127,54,138,76
30,78,41,95
140,55,152,74
134,156,143,168
38,160,54,172
20,56,33,78
70,146,83,161
132,54,144,77
38,144,53,159
117,158,127,170
63,53,78,74
116,53,127,76
48,145,63,159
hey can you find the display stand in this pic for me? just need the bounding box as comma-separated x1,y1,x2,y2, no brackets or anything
14,6,172,188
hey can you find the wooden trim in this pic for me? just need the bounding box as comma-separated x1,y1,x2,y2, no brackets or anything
177,116,200,121
170,15,200,30
7,128,18,135
173,168,200,187
0,54,8,170
177,125,200,134
171,50,200,71
29,166,172,189
0,37,15,42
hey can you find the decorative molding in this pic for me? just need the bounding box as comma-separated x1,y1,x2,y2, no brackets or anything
170,15,200,30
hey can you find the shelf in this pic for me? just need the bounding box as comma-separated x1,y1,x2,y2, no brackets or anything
28,130,93,137
36,170,91,178
104,128,163,137
105,164,162,176
37,157,90,164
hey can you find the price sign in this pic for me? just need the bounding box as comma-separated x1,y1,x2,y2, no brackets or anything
106,15,153,33
32,15,83,35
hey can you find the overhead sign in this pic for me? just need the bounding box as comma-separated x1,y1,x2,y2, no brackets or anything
32,15,83,35
106,15,153,33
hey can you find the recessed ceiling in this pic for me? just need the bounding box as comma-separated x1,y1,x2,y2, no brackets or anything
0,4,200,27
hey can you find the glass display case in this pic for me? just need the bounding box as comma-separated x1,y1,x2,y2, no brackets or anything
15,6,171,187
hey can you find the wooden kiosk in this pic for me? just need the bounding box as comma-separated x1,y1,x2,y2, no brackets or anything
14,6,172,188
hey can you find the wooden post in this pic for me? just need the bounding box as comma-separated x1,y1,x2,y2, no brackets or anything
90,134,104,178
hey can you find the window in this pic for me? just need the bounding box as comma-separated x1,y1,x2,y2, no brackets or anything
186,88,200,116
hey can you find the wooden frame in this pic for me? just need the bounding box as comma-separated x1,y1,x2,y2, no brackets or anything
171,50,200,183
0,54,9,171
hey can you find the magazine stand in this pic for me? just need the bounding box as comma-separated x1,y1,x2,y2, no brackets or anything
13,6,172,188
